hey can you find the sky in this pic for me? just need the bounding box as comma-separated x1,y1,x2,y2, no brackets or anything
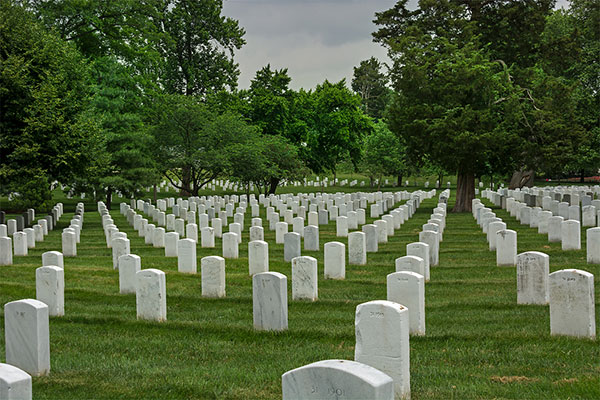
222,0,571,91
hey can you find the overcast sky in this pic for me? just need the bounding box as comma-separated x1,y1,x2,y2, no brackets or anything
222,0,570,91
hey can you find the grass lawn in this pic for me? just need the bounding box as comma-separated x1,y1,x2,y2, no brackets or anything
0,189,598,399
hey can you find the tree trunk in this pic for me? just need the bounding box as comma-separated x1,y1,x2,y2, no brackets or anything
106,187,113,210
153,184,157,203
397,173,403,187
268,177,280,195
180,166,192,196
452,171,475,213
580,169,585,183
377,174,382,191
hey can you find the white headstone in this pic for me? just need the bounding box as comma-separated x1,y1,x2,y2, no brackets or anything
136,269,167,322
249,226,264,242
201,256,226,298
362,224,378,253
249,240,269,275
292,256,318,301
496,229,517,266
304,225,319,251
284,232,301,262
276,221,288,244
348,232,367,265
0,363,32,400
561,220,581,250
118,254,141,294
395,255,426,281
324,242,345,280
4,299,50,376
587,227,600,264
61,230,76,257
419,230,439,267
252,272,288,331
222,232,239,259
355,300,410,399
387,271,425,335
549,269,595,339
200,227,215,248
0,237,13,266
112,237,130,269
516,251,549,305
177,238,197,273
281,360,393,400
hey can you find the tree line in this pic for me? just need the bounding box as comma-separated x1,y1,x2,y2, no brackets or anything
1,0,598,212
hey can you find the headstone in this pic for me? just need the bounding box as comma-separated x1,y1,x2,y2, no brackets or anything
177,238,197,273
252,272,288,331
561,220,581,250
548,216,564,242
118,254,141,294
0,363,32,400
136,269,167,322
355,300,410,399
112,237,130,269
281,360,394,400
186,223,198,242
336,216,348,237
276,221,288,244
222,232,239,259
249,240,269,275
284,232,301,262
406,242,430,281
200,227,215,248
0,237,13,266
164,232,179,257
4,299,50,376
419,230,439,267
549,269,595,339
324,242,345,280
496,229,517,266
292,256,318,301
395,255,426,281
249,226,264,242
61,230,76,257
387,271,425,335
304,225,319,251
362,224,378,253
516,251,549,305
201,256,226,298
348,231,367,265
587,227,600,264
152,227,165,248
374,220,388,243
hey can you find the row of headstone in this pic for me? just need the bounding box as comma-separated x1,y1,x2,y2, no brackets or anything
479,190,600,263
473,199,596,339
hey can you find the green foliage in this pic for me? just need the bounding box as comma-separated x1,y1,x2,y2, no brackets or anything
351,57,390,120
303,80,374,175
361,121,406,188
150,95,256,195
0,1,97,209
158,0,245,96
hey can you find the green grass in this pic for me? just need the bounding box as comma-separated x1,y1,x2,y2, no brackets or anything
1,190,599,399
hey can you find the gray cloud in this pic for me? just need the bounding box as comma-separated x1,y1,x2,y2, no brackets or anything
223,0,572,91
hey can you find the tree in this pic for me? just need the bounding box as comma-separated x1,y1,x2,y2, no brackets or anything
361,121,407,190
69,57,159,208
0,1,97,209
157,0,245,97
303,80,374,182
351,57,390,120
150,95,255,196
